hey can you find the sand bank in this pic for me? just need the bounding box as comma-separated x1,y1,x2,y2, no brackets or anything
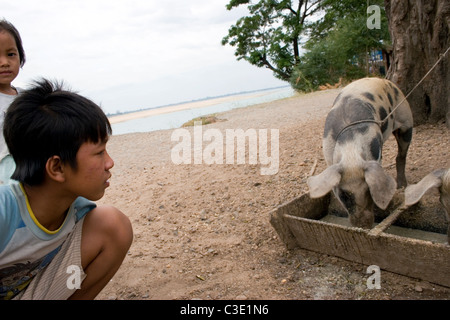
108,89,286,125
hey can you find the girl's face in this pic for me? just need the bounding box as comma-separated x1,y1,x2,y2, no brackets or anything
0,31,20,94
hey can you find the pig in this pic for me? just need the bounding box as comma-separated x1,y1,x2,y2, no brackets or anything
405,168,450,243
307,77,413,228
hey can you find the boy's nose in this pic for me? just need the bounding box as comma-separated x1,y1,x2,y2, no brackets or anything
106,151,114,170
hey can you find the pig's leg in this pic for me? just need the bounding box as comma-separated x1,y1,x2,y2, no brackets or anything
393,127,412,188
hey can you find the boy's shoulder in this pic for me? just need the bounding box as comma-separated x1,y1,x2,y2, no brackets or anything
0,183,23,223
0,183,96,220
0,183,96,223
0,183,19,207
0,184,96,251
72,196,97,222
0,184,22,252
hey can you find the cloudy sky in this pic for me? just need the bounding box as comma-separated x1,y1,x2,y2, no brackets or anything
3,0,289,115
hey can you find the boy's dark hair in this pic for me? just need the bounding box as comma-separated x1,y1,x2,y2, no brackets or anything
0,19,26,67
4,78,112,186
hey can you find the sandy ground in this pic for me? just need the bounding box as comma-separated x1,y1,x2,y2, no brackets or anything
96,88,449,300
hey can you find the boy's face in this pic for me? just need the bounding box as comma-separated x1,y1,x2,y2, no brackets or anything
64,140,114,201
0,31,20,92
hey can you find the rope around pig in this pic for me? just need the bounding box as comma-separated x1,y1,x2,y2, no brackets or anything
336,45,450,140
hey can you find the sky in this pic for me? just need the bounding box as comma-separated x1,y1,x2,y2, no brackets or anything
2,0,288,115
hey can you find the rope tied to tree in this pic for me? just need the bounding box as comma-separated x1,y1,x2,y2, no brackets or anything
381,45,450,125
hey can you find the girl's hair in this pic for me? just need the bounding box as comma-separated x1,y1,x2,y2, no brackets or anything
4,78,112,185
0,19,26,67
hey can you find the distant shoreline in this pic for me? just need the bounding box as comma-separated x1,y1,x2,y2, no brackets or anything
108,87,289,125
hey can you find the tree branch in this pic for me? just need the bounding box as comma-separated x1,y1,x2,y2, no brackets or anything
306,0,321,16
259,54,290,80
298,0,304,17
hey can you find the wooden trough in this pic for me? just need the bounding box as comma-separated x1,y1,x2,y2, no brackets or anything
269,191,450,287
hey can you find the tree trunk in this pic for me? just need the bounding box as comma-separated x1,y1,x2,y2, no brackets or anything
384,0,449,127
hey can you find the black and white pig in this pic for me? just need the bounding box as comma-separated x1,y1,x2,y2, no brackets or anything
307,77,413,228
405,168,450,243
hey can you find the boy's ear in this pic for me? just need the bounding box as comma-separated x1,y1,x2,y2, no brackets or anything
45,156,66,183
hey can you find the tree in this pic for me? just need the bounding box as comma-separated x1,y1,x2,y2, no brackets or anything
222,0,390,91
222,0,321,81
291,0,390,91
384,0,449,126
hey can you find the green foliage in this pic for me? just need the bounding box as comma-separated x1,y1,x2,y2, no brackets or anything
292,0,390,92
222,0,321,81
223,0,390,92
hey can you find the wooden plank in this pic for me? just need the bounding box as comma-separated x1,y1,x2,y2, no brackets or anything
282,213,450,287
269,193,329,249
269,192,450,287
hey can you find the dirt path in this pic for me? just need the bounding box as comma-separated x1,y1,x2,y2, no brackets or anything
96,88,450,300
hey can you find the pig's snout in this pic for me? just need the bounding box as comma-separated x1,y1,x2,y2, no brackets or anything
348,206,374,229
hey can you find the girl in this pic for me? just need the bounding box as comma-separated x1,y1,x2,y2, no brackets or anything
0,19,26,184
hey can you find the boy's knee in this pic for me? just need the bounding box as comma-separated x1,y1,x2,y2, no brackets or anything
84,206,133,251
104,206,133,249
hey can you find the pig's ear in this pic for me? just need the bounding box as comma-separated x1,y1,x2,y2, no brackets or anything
307,164,342,198
364,161,396,210
405,169,444,206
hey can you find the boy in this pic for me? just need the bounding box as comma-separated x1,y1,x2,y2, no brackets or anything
0,79,133,300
